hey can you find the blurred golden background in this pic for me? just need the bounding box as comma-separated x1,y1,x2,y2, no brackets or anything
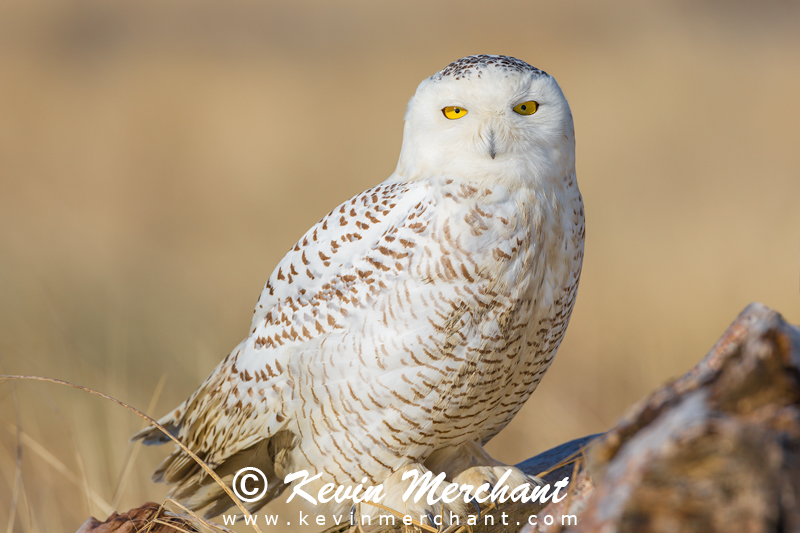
1,0,798,530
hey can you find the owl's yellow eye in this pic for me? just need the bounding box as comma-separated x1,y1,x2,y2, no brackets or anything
513,101,538,115
442,106,468,120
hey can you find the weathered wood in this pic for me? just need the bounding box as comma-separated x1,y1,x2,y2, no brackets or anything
76,502,199,533
533,302,800,532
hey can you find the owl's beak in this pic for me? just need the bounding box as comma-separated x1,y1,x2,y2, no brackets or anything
488,130,497,159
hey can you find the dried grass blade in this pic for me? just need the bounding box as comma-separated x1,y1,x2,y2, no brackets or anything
0,375,262,533
113,374,168,508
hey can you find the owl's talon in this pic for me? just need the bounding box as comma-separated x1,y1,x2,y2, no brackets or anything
350,504,357,526
485,483,496,503
468,496,481,519
425,510,437,530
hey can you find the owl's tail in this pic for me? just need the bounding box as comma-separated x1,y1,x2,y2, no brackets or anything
131,403,185,444
131,407,296,517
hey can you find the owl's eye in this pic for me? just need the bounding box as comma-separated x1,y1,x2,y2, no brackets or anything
513,101,539,116
442,106,468,120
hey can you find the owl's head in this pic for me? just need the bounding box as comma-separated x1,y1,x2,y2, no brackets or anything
396,55,575,185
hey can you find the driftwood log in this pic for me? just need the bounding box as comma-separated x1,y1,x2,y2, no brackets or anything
527,302,800,533
79,303,800,532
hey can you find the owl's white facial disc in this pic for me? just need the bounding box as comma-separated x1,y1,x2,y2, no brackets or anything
395,55,575,186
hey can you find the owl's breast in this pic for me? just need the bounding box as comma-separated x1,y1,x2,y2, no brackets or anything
422,175,584,444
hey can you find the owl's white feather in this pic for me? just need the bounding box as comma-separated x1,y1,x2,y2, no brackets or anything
134,55,585,518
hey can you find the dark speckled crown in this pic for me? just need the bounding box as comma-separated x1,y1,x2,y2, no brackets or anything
434,55,547,81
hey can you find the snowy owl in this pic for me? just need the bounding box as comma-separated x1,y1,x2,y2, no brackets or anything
134,54,585,521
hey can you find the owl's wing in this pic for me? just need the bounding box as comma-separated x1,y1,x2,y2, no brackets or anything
248,179,531,481
250,180,425,331
131,178,437,513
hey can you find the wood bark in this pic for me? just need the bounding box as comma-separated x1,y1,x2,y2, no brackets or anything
530,302,800,533
76,502,199,533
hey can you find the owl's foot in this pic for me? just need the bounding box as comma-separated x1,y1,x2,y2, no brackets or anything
359,463,471,531
452,464,543,505
425,440,543,511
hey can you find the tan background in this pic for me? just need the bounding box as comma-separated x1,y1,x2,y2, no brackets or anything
1,0,798,530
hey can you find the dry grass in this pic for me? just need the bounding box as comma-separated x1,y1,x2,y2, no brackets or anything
0,375,261,531
0,0,798,531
